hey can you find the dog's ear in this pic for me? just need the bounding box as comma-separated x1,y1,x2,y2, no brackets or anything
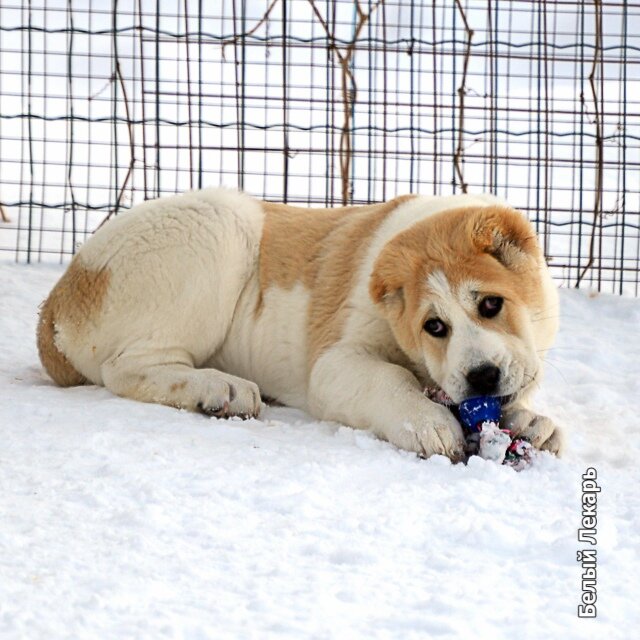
471,206,542,271
370,273,404,310
369,245,415,311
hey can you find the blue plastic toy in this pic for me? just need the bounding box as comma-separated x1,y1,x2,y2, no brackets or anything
458,396,502,433
424,388,536,469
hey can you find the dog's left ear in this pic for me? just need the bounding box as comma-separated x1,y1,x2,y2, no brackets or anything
369,245,415,311
370,263,404,311
471,206,542,271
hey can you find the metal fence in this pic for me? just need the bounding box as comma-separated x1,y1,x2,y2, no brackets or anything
0,1,639,294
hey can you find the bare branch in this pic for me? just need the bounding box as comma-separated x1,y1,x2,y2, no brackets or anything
222,0,281,59
453,0,474,194
576,0,603,287
308,0,385,204
96,60,136,231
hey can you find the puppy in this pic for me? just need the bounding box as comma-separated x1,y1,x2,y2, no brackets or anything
37,189,563,461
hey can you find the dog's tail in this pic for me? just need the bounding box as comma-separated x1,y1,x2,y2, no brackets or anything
37,268,87,387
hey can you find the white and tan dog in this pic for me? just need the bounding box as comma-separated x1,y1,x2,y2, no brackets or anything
38,189,563,461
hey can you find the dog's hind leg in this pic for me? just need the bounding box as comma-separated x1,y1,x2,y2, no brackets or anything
101,347,262,418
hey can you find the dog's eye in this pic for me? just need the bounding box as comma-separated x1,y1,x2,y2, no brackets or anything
479,296,504,318
423,318,448,338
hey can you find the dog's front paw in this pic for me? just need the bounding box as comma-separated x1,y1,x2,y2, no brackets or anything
502,407,565,456
190,371,262,419
389,402,466,462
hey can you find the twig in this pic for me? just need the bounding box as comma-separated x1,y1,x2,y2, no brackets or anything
0,204,9,223
184,0,195,190
576,0,603,287
222,0,384,206
88,74,115,101
308,0,385,205
96,60,135,230
453,0,474,194
221,0,281,59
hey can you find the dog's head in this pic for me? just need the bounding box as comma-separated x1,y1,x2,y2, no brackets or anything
369,205,558,406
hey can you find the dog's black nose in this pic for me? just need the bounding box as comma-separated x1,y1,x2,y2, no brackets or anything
466,364,501,395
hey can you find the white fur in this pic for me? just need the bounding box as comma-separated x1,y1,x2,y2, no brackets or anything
307,194,525,459
308,346,466,459
50,189,561,459
421,270,538,404
58,188,266,416
211,282,311,409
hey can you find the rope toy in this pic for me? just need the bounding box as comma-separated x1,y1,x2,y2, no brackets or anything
424,388,536,470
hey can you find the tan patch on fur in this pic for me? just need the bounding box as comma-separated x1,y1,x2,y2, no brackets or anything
170,381,187,392
370,205,546,356
260,198,412,292
259,196,416,366
37,257,110,387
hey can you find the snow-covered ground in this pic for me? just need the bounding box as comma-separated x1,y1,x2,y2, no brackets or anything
1,262,639,639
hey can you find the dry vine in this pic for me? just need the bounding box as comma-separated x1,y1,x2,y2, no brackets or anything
453,0,473,194
576,0,604,287
96,61,135,231
223,0,385,205
307,0,385,204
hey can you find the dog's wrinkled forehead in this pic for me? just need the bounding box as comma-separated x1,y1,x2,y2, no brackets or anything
427,269,473,299
425,269,482,313
369,204,546,318
426,269,451,298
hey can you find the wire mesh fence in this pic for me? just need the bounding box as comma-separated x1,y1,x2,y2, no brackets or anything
0,0,639,294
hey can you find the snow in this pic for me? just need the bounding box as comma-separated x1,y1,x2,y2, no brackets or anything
1,262,639,639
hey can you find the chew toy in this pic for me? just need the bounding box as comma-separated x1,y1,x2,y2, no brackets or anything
424,388,536,470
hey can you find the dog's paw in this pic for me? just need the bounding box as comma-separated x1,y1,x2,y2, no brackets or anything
502,407,565,456
389,402,466,462
189,371,262,419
